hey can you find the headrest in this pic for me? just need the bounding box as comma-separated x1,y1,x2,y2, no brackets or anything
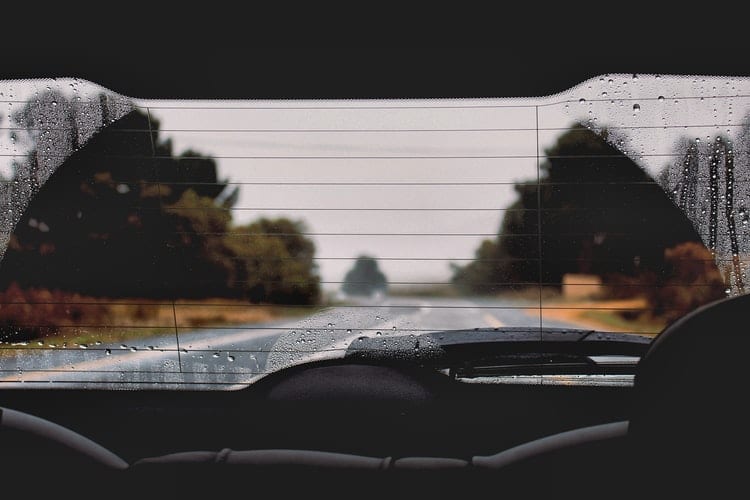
630,293,750,477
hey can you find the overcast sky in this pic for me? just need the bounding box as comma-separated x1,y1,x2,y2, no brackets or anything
139,74,748,290
2,75,748,291
137,102,550,290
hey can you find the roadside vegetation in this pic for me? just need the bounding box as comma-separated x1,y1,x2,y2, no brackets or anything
452,124,727,332
0,91,321,343
0,283,324,347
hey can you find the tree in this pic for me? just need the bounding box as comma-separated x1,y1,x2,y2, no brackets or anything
452,124,705,293
646,242,726,323
342,256,387,297
0,95,321,304
227,218,320,304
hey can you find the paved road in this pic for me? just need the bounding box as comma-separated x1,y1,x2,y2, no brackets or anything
0,296,579,389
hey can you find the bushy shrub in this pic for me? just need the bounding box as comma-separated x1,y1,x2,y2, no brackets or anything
0,283,112,342
645,242,726,324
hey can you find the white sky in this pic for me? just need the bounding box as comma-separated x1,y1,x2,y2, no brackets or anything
135,102,552,289
3,75,750,291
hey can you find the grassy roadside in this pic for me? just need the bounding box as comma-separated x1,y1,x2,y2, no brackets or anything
538,296,665,336
0,297,327,352
578,309,664,335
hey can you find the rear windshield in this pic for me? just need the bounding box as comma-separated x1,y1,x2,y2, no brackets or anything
0,75,742,389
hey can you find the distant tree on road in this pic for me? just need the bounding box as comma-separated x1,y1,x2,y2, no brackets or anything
342,256,388,297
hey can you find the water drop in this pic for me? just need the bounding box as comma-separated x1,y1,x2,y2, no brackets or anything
79,344,88,349
227,355,235,362
376,331,382,336
212,352,220,358
130,346,137,352
578,98,586,104
120,344,127,349
392,326,397,331
105,349,111,356
632,103,641,113
346,329,352,334
658,95,664,102
327,323,333,328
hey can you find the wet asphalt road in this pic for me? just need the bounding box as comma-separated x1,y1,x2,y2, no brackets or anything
0,296,578,388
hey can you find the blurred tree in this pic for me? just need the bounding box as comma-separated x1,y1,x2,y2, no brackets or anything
452,124,705,294
645,242,726,323
227,218,320,304
0,96,320,304
162,189,238,298
342,256,388,296
1,106,174,296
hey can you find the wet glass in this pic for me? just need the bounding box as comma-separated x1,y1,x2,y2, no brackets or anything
0,75,743,388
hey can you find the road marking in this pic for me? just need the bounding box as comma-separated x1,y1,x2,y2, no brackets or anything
482,313,505,328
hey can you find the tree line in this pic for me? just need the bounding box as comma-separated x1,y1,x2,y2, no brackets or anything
452,124,726,320
0,94,320,305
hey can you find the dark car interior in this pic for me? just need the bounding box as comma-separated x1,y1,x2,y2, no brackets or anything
2,294,748,497
2,40,749,499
